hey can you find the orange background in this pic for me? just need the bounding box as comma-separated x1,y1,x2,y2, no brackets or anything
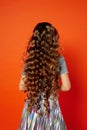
0,0,87,129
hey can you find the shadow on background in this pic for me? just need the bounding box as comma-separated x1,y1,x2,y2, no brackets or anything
59,44,84,129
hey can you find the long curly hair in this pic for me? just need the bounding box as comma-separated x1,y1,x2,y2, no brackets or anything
22,22,61,115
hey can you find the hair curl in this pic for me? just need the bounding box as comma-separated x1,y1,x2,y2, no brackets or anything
22,22,61,116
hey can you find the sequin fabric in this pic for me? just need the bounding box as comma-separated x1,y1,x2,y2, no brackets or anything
18,93,67,130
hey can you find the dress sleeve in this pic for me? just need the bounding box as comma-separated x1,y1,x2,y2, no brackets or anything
22,64,27,75
58,56,69,74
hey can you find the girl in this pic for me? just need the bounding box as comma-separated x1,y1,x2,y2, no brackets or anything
18,22,71,130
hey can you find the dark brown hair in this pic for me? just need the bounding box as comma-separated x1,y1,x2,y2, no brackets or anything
22,22,61,115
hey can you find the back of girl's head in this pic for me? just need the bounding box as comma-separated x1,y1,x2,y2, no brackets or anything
30,22,59,44
33,22,58,36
